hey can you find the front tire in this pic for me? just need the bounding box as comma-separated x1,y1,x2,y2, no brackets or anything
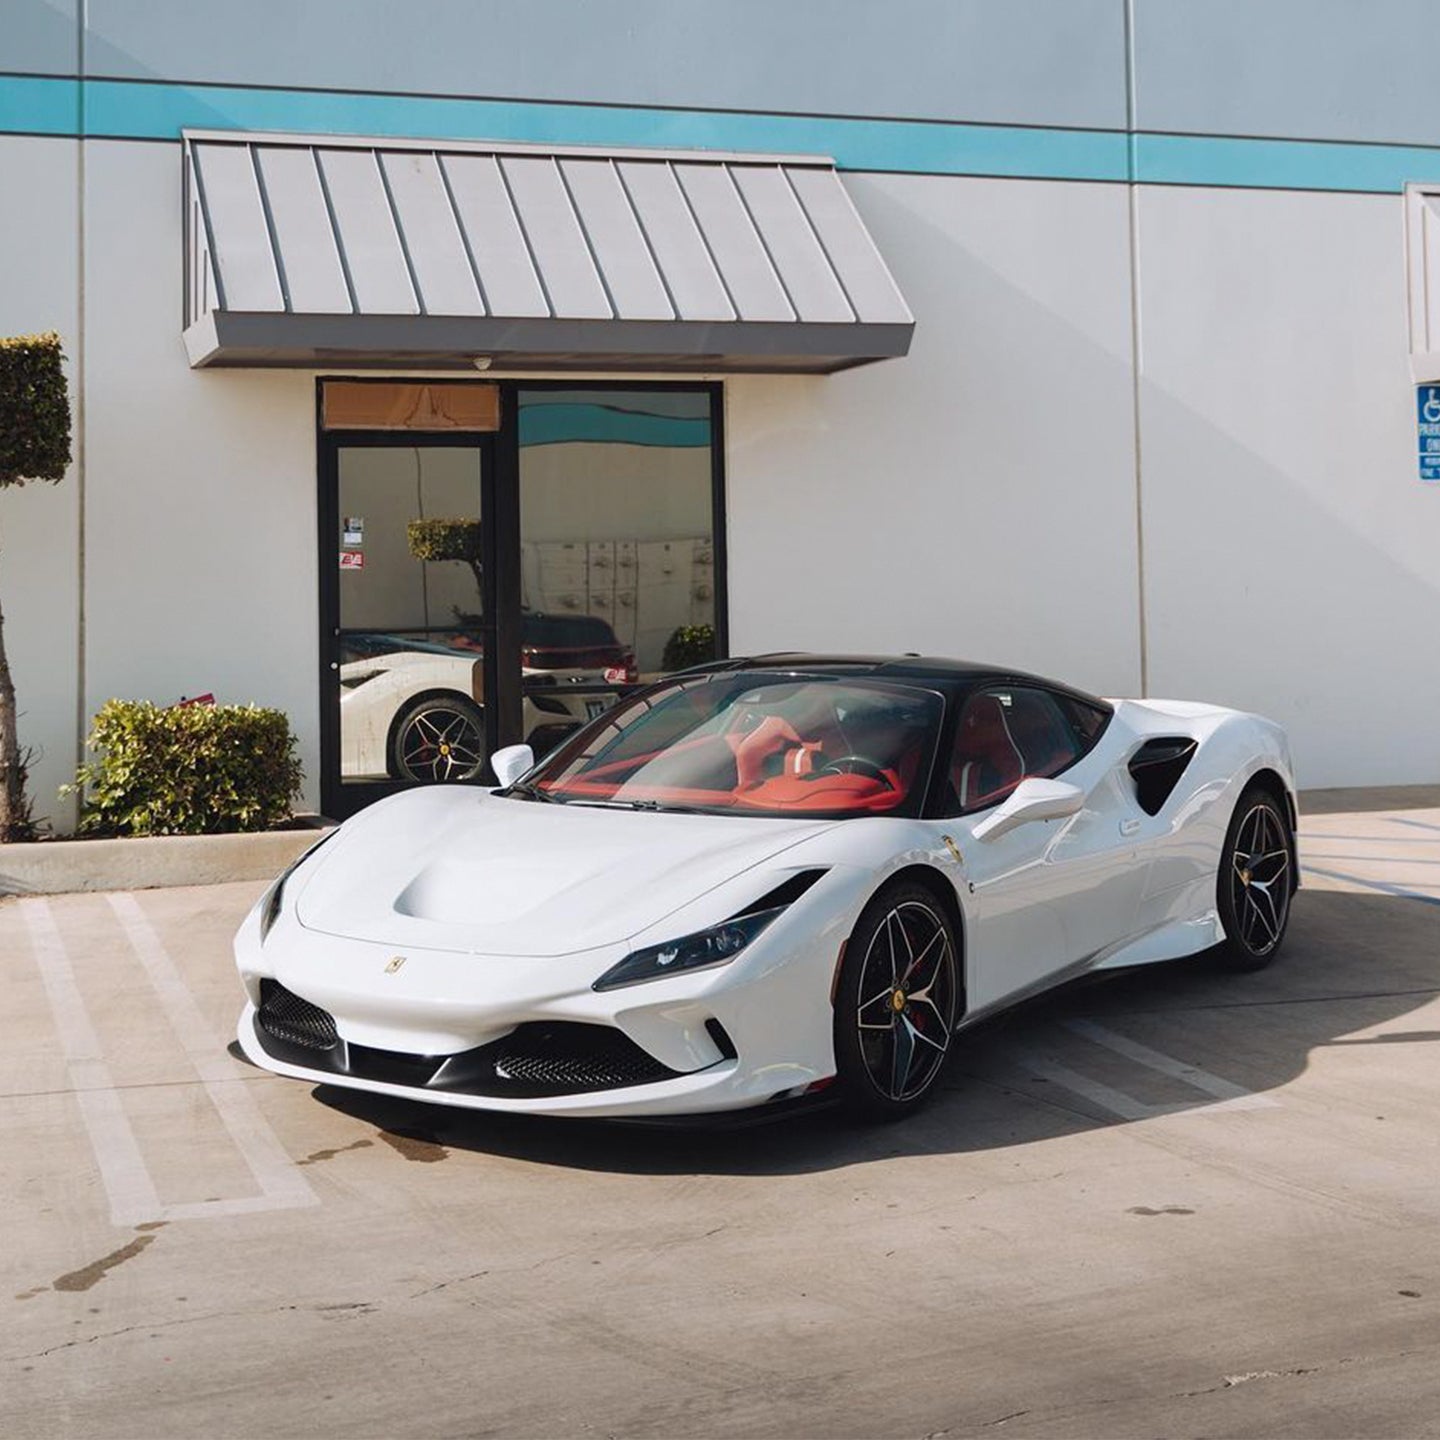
389,694,486,782
1216,786,1294,970
833,882,960,1120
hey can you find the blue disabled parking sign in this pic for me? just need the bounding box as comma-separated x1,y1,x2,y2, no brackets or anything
1419,386,1440,481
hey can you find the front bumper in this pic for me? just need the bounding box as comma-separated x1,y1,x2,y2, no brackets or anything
236,1002,766,1117
234,896,845,1118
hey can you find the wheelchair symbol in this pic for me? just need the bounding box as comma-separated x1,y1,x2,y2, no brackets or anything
1423,388,1440,424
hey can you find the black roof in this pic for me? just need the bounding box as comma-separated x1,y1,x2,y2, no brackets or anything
685,652,1108,706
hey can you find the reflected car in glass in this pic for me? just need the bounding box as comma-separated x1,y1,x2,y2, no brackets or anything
238,655,1299,1121
338,612,637,782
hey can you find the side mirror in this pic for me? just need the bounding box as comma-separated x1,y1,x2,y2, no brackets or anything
490,744,535,789
972,777,1084,843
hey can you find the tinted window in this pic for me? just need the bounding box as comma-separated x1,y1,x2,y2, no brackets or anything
1057,693,1110,749
530,672,943,818
944,686,1086,813
521,613,622,647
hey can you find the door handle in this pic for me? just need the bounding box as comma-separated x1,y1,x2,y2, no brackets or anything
1119,818,1141,837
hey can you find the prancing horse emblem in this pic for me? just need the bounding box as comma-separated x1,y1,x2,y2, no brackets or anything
384,955,407,974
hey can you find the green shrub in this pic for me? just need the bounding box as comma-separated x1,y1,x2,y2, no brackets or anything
0,332,71,486
406,517,483,564
68,700,304,836
662,623,718,672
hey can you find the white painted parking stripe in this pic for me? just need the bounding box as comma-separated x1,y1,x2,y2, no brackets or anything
1062,1019,1266,1104
20,899,163,1227
1003,1019,1279,1122
1007,1050,1153,1121
107,893,317,1219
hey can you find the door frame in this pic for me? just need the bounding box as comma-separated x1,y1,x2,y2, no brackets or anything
316,378,727,820
317,426,501,820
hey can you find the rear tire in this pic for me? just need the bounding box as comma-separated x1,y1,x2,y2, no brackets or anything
833,882,960,1120
1216,785,1294,971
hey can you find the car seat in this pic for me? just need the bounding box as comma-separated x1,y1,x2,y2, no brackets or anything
953,694,1024,809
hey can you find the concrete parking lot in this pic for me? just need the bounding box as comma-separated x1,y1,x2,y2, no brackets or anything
3,791,1439,1440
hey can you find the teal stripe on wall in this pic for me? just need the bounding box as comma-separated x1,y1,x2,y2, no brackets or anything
0,75,79,135
519,403,710,449
6,73,1440,193
1132,133,1440,194
21,75,1131,182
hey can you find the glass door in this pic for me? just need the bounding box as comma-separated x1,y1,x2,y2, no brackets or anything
515,387,721,753
320,435,497,818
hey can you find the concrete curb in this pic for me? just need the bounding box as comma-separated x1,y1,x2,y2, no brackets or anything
0,823,335,897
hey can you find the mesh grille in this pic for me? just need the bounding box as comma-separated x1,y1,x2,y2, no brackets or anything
488,1024,672,1093
251,1000,677,1097
258,979,338,1052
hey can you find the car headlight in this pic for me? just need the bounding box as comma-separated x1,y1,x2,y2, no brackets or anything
592,907,785,992
258,830,337,943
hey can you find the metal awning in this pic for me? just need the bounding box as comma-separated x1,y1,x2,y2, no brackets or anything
181,131,914,373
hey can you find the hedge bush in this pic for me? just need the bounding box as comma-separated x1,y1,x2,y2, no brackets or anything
0,332,71,486
68,700,304,836
407,517,482,565
662,623,717,672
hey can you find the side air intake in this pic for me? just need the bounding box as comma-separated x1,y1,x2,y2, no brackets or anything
733,869,827,917
1128,737,1199,816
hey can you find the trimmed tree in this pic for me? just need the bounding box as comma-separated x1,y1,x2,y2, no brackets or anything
407,517,484,610
0,333,72,840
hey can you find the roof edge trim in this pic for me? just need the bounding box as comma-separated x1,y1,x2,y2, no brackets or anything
181,127,838,169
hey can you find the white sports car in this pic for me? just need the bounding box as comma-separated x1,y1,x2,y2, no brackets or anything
338,616,637,782
236,656,1298,1121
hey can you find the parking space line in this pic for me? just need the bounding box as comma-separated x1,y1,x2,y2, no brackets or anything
1301,865,1440,907
1003,1019,1280,1123
1062,1019,1267,1104
20,899,163,1227
1004,1050,1154,1121
106,894,318,1220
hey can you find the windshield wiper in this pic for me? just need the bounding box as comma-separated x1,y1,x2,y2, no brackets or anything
558,797,707,814
502,781,561,803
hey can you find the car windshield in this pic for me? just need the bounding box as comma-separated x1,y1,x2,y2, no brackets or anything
528,672,943,817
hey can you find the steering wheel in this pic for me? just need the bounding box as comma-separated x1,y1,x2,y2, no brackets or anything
816,755,896,790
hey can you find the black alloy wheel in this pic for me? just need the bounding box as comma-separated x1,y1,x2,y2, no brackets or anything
833,881,960,1119
1217,786,1294,970
390,695,486,782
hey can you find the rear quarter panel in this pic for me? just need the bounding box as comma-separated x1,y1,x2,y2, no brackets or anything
1115,700,1296,944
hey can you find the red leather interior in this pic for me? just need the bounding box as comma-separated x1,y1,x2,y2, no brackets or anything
541,690,932,815
952,694,1023,809
727,716,802,788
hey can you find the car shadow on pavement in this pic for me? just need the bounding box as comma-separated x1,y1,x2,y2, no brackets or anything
313,888,1438,1177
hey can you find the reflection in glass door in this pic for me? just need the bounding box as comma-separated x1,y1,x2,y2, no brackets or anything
516,387,720,757
325,439,493,812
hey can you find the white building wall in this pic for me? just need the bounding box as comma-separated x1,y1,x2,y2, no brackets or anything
81,142,322,813
1136,186,1440,787
6,132,1439,826
727,172,1143,702
0,136,81,832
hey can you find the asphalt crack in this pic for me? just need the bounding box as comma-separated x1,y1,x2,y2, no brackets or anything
1182,1363,1325,1396
409,1271,490,1300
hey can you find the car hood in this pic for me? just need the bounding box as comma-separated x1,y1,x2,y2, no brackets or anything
294,786,838,956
